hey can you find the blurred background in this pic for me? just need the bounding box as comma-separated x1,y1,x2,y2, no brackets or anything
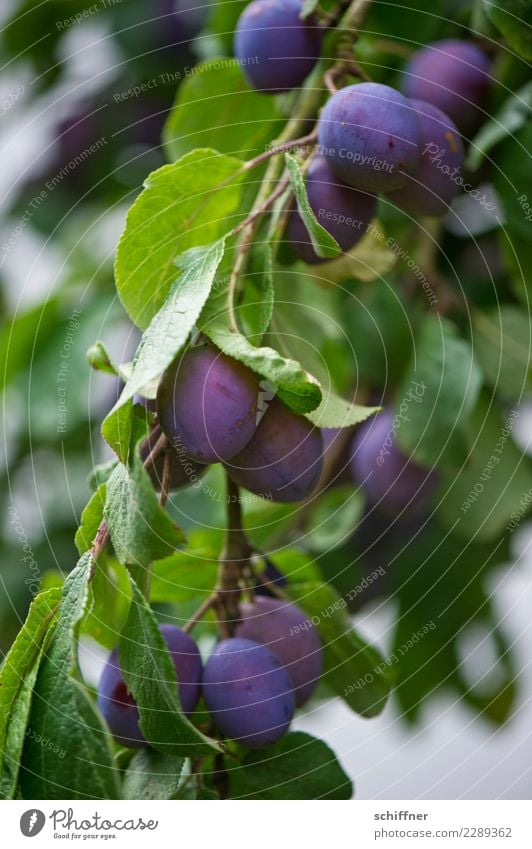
1,0,530,799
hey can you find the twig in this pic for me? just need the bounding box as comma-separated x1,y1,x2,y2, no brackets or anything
183,593,219,633
142,431,167,470
243,130,318,172
229,175,290,240
159,449,172,508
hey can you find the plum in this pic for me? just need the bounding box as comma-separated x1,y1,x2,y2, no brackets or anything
318,82,422,192
350,410,437,516
235,0,322,93
202,638,295,748
157,344,260,464
97,624,202,748
286,156,377,263
235,596,322,706
224,398,323,502
386,100,464,217
402,40,491,135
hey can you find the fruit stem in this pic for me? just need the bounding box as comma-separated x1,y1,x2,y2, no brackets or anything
229,175,290,240
242,129,317,173
182,593,219,633
338,0,374,32
159,449,172,508
216,475,252,634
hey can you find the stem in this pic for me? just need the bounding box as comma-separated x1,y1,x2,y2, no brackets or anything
159,449,172,508
183,593,219,633
338,0,374,32
142,431,167,470
242,130,317,173
229,175,290,240
216,476,252,634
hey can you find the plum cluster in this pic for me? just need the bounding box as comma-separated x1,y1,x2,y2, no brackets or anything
234,1,490,261
98,598,322,750
156,343,324,503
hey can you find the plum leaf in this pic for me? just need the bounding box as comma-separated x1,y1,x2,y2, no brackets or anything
123,750,185,801
163,59,283,162
230,732,352,799
0,587,61,799
285,153,341,260
20,555,120,799
115,149,243,328
105,442,185,567
395,316,482,468
103,239,226,461
119,580,220,756
198,273,322,415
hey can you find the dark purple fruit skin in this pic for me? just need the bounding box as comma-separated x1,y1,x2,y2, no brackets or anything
403,40,491,135
235,596,322,706
224,398,323,502
318,83,422,192
350,410,437,516
97,625,202,748
157,345,260,464
386,100,464,217
235,0,322,93
202,638,295,749
286,156,377,264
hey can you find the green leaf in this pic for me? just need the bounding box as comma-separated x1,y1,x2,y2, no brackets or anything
0,297,60,391
483,0,532,59
104,239,226,460
20,555,120,799
473,307,532,399
366,0,455,43
119,581,220,756
105,445,185,567
303,218,397,283
86,340,131,380
437,395,532,541
395,316,482,467
151,547,219,605
163,60,283,162
286,583,391,717
88,459,118,491
81,555,131,650
305,485,365,553
390,520,515,724
101,398,134,464
285,153,341,260
467,81,532,170
0,587,61,799
238,242,275,343
345,279,416,386
305,394,379,428
115,149,243,328
75,484,106,555
198,279,322,415
230,732,352,799
122,749,185,800
301,0,322,16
